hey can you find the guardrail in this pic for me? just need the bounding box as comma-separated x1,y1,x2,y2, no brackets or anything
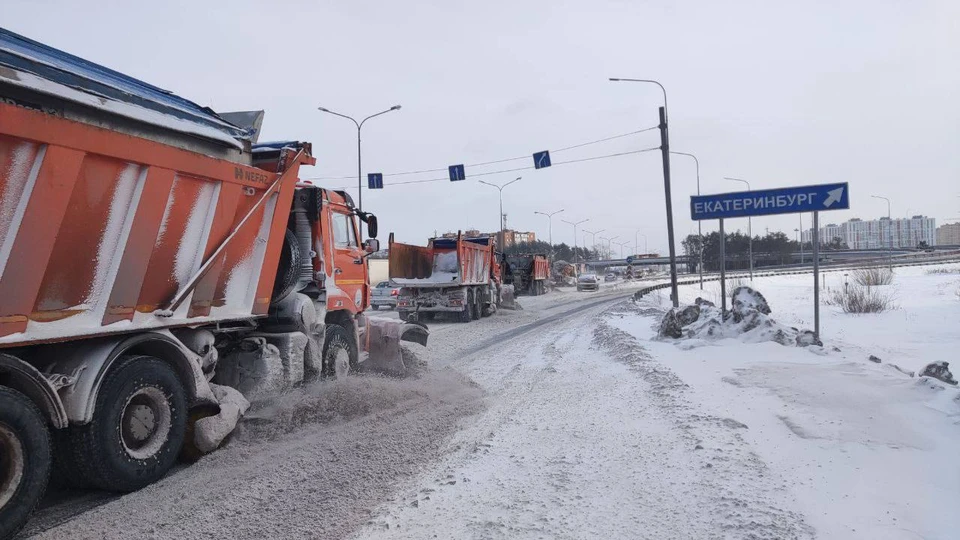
633,252,960,302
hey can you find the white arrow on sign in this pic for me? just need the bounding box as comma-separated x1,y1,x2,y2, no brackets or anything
823,187,844,207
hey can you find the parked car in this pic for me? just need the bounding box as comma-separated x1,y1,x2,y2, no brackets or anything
371,281,399,310
604,273,617,282
577,273,600,292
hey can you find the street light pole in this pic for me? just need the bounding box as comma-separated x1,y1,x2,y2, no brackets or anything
534,209,564,261
871,194,893,270
584,228,605,258
316,104,401,216
609,77,679,307
672,151,704,289
478,177,522,247
562,218,589,275
723,177,753,280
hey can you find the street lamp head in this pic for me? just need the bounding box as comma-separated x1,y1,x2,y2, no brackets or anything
608,77,621,81
390,105,401,110
317,107,329,112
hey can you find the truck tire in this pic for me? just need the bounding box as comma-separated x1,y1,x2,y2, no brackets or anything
64,356,187,493
271,229,302,306
322,324,358,379
371,305,380,311
473,289,484,319
458,290,473,323
0,387,52,540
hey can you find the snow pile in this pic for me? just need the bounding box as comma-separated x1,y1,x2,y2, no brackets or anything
194,384,251,453
658,286,822,349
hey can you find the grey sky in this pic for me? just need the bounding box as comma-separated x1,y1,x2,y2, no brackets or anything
6,0,958,253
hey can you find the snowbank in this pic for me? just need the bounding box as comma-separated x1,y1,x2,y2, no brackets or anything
658,286,821,349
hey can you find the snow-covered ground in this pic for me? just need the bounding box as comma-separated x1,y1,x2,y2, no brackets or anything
613,263,960,539
23,267,959,539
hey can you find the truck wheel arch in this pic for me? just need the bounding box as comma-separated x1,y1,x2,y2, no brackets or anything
0,353,69,429
40,331,214,425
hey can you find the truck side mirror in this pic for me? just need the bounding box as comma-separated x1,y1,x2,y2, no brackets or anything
366,215,378,238
364,238,380,254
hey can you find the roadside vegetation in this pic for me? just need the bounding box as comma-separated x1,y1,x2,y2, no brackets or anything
852,267,894,286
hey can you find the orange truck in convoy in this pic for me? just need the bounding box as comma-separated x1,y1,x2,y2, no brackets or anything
389,233,512,322
503,254,550,296
0,27,426,537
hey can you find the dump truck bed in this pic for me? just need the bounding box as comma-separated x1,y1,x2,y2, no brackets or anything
0,105,312,348
389,236,493,288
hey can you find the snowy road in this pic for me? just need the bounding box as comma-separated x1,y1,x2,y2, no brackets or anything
19,269,960,539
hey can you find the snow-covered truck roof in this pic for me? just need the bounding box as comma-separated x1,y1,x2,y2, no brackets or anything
0,27,252,158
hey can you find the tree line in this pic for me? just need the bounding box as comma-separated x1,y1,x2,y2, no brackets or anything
681,231,847,271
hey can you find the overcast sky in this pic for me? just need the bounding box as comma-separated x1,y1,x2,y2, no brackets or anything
6,0,959,253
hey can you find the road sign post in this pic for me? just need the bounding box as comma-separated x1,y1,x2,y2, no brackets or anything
719,218,727,316
813,211,821,338
691,182,850,338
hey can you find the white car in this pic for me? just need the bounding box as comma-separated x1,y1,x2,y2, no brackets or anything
577,273,599,292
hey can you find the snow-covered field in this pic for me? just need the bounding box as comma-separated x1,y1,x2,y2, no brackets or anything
615,263,960,539
22,266,959,539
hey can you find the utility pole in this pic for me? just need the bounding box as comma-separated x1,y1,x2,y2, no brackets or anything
479,177,521,248
535,208,564,262
609,77,678,307
317,104,401,235
658,106,680,307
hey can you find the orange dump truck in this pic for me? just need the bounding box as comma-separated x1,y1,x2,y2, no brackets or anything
389,233,512,322
503,254,550,296
0,28,426,537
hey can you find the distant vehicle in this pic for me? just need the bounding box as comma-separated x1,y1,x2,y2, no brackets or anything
577,273,600,292
390,232,513,323
370,281,399,310
604,273,617,282
503,254,550,296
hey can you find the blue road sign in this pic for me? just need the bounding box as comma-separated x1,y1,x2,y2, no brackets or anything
368,173,383,189
626,256,634,264
449,164,466,181
533,150,551,169
690,182,849,221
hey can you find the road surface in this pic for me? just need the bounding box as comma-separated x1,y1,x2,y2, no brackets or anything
19,280,814,539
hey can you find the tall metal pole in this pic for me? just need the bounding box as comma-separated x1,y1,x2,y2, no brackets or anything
563,218,589,276
813,211,821,338
317,104,401,234
479,177,521,248
535,209,564,261
672,151,703,289
724,177,753,280
719,218,727,316
658,107,680,307
872,195,892,270
609,77,677,306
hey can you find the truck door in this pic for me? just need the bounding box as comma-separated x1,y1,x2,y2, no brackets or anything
328,209,366,312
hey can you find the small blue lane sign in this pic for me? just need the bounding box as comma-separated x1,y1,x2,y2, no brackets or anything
626,256,634,264
368,173,383,189
449,164,466,182
690,182,849,221
533,150,551,169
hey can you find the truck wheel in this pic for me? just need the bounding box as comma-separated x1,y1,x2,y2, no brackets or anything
398,310,411,322
65,356,187,492
371,305,380,311
0,387,52,540
474,290,484,319
271,229,302,306
322,324,358,379
458,290,473,323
